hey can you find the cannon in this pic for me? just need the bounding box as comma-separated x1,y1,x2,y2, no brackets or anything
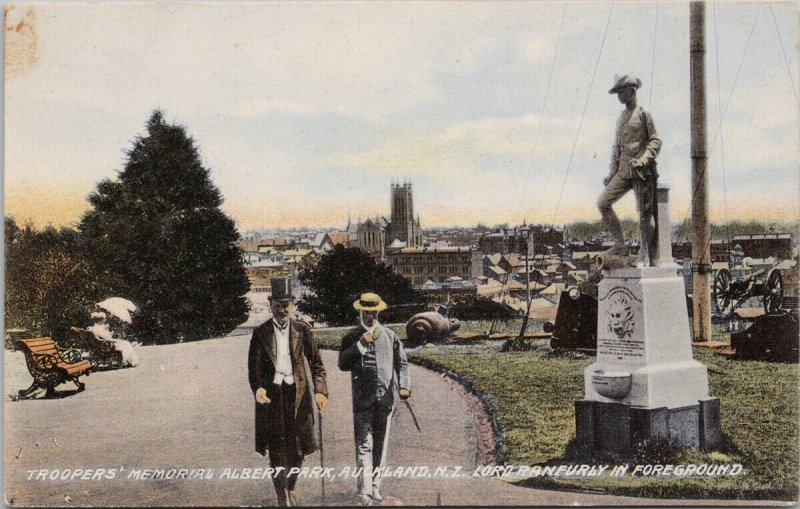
731,308,799,362
545,287,598,350
713,267,784,316
405,312,460,347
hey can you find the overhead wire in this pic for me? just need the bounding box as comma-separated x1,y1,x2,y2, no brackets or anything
548,1,615,233
768,3,800,106
713,2,731,244
678,3,761,263
518,2,614,329
649,1,659,108
518,4,567,220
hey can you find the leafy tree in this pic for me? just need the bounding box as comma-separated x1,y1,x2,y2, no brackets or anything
565,219,639,242
672,219,692,243
298,245,420,326
4,217,102,345
78,111,250,344
621,219,639,241
564,221,605,241
449,296,516,321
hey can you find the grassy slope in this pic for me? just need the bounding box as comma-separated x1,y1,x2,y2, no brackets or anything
311,318,799,500
413,346,799,500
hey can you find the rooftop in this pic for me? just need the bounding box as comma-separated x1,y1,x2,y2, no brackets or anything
390,246,474,253
733,233,792,240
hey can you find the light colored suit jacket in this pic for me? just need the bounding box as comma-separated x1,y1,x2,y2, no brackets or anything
338,324,410,412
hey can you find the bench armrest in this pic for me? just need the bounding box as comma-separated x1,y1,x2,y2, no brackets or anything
60,348,83,363
30,353,59,370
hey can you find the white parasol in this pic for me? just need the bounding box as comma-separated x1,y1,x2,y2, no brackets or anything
96,297,139,324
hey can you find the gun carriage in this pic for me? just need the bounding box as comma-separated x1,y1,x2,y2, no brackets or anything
713,267,783,316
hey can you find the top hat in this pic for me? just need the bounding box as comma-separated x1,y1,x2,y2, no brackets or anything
609,74,642,94
353,292,388,312
270,277,294,301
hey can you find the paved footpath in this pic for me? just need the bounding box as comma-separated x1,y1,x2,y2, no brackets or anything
4,336,774,507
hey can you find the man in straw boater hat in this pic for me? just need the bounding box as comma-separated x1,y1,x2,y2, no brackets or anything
247,277,328,507
338,292,411,506
598,73,662,266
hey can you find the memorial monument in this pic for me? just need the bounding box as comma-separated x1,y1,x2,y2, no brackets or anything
575,75,721,453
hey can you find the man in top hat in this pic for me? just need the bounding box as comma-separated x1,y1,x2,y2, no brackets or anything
248,277,328,507
338,292,410,506
597,73,662,266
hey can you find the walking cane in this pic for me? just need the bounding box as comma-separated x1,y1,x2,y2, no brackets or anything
318,412,326,502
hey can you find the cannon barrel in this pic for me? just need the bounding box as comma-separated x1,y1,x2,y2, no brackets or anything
738,268,766,283
595,253,636,271
405,312,461,346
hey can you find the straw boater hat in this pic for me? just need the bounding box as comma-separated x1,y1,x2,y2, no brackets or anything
353,292,388,312
608,74,642,94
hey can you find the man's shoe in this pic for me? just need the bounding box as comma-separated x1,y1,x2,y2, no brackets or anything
371,489,384,503
358,494,374,506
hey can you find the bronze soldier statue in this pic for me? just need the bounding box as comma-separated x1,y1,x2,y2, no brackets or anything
597,74,662,266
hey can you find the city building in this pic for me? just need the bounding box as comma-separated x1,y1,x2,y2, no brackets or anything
478,225,563,255
418,277,478,304
732,233,793,260
312,232,349,252
356,217,389,257
387,181,423,248
346,180,424,257
387,246,481,287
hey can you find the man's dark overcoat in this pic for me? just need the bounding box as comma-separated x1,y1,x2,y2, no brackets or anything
247,319,328,457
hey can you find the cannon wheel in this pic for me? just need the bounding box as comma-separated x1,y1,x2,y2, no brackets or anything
762,268,784,314
713,268,732,315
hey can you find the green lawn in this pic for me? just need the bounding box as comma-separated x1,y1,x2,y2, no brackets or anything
413,344,799,501
311,319,544,350
312,318,798,500
312,324,407,350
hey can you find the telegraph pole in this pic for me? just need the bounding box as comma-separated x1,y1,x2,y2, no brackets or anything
690,1,712,341
519,224,532,338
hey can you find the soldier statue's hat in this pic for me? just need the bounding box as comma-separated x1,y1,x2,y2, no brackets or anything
270,277,294,301
609,74,642,94
353,292,388,312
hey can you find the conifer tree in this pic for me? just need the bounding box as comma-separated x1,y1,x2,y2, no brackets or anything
79,111,250,343
298,245,419,326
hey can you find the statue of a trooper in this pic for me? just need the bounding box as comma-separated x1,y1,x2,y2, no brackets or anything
597,74,662,266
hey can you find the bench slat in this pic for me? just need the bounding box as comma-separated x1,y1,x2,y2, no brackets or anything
56,360,91,375
20,338,59,356
20,338,88,372
27,344,57,350
31,348,58,357
20,338,56,346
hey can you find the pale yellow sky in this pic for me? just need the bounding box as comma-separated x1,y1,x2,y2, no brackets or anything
5,2,799,230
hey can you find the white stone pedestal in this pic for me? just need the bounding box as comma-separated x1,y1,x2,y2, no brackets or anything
575,267,721,452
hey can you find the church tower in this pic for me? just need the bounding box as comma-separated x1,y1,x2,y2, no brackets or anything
389,180,421,247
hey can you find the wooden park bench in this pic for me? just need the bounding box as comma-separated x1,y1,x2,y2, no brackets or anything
70,326,123,369
15,337,92,398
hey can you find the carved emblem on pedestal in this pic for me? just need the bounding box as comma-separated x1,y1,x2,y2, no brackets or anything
606,294,635,339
